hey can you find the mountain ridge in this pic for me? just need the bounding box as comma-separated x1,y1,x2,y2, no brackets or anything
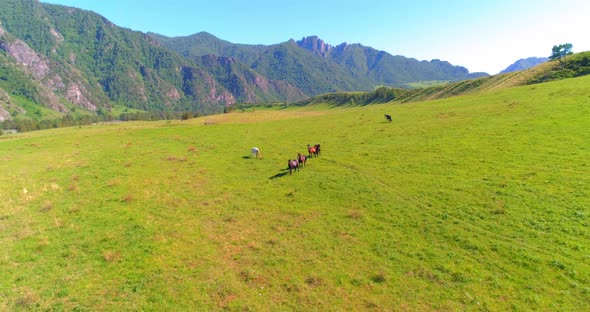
1,0,488,123
154,32,489,94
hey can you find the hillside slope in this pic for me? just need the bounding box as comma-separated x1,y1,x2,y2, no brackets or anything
296,51,590,107
0,0,239,118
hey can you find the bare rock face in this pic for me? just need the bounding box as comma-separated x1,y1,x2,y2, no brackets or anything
0,104,13,121
3,39,52,80
199,69,237,105
49,28,64,43
0,107,11,121
2,38,69,112
166,87,181,101
65,83,97,111
0,25,100,114
0,88,13,121
296,36,333,57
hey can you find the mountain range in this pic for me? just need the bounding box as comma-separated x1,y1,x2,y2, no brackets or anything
0,0,490,121
500,57,549,74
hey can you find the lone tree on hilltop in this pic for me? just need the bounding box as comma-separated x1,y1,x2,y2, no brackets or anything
550,43,573,70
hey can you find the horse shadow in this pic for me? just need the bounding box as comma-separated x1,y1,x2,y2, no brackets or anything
242,155,251,159
269,169,290,179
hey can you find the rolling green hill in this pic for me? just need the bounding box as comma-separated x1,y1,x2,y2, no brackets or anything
296,51,590,107
1,73,588,310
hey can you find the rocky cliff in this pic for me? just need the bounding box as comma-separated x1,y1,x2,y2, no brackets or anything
296,36,333,57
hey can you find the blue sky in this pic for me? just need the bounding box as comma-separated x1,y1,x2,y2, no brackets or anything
40,0,590,74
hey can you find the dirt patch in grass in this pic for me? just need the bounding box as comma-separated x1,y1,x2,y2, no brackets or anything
346,209,364,220
103,250,121,262
15,288,40,308
305,276,324,287
106,178,120,187
40,200,53,212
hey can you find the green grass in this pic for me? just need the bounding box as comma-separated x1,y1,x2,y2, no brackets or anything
402,80,450,88
110,105,148,117
8,95,63,120
0,75,589,310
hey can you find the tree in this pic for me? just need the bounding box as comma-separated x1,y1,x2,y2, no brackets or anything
550,43,574,70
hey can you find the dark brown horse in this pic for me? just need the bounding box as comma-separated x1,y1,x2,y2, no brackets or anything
288,159,299,175
297,153,307,168
384,114,392,123
313,144,321,157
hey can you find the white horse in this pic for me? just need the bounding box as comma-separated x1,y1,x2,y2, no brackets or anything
251,147,261,158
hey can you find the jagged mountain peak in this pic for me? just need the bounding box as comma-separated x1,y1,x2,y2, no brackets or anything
295,36,333,57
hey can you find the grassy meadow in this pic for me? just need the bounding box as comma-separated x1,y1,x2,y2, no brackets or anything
0,75,589,310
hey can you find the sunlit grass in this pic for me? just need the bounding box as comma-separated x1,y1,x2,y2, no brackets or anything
0,76,589,310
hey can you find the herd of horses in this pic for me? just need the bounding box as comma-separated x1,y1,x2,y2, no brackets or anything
288,144,321,175
254,114,390,176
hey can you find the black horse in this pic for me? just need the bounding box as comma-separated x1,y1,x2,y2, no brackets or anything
288,159,299,175
384,114,392,123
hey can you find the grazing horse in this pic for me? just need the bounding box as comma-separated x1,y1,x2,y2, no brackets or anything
297,153,307,168
288,159,299,175
307,144,316,158
384,114,392,123
251,147,261,158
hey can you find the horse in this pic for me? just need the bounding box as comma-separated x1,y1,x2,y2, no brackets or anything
297,153,307,168
288,159,299,175
251,147,261,158
307,144,316,158
384,114,392,123
313,144,321,157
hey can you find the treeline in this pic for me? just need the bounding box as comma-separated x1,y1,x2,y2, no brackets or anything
295,86,412,107
0,114,111,133
0,111,203,133
118,111,203,121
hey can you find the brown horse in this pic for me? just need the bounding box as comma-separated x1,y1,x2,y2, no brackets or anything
288,159,299,175
313,144,321,157
297,153,307,168
307,144,316,158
